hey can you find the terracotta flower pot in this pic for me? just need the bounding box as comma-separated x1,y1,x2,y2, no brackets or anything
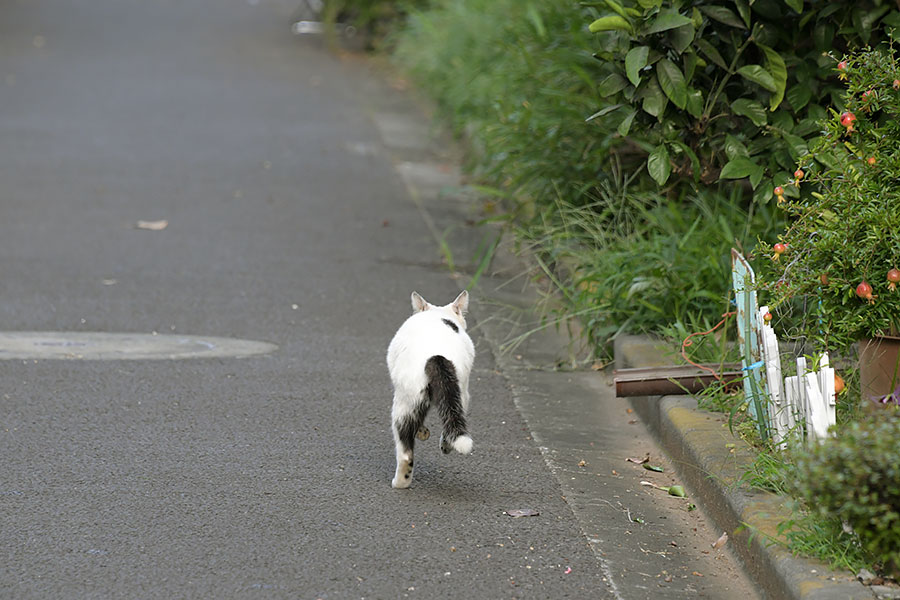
858,335,900,400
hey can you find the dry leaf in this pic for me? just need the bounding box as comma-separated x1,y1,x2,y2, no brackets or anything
626,455,650,464
577,460,587,467
505,508,540,518
135,220,168,231
711,532,728,549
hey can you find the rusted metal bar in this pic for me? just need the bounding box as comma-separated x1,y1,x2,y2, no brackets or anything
614,364,744,397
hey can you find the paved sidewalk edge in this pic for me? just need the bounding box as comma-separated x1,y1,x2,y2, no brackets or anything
614,334,872,600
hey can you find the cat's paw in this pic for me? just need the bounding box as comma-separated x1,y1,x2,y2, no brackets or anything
416,425,430,441
391,476,412,489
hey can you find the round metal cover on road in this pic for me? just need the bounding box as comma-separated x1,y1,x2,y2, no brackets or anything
0,332,277,360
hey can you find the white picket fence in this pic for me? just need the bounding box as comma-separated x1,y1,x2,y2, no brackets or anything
758,306,836,447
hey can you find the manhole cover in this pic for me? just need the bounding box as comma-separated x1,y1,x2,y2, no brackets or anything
0,332,277,360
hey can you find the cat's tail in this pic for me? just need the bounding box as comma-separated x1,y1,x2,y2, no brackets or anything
425,355,473,455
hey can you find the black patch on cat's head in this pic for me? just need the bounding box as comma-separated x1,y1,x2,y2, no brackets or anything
441,318,459,333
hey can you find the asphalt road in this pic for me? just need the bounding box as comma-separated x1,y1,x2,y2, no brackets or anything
0,2,759,599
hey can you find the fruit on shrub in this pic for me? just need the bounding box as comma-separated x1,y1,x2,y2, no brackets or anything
772,243,786,261
820,272,829,286
888,268,900,291
837,60,848,79
856,281,875,302
894,79,900,90
834,374,845,394
773,186,785,201
840,111,856,131
867,156,877,165
763,312,773,323
794,169,804,180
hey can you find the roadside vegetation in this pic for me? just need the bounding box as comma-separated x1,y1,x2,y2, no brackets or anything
329,0,900,580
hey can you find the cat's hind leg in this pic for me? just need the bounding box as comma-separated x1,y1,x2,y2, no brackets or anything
391,397,429,489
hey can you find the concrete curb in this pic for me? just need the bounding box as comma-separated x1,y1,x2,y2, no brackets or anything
614,334,874,600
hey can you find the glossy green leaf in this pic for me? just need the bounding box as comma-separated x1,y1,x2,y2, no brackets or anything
585,103,623,122
617,108,638,136
645,9,693,34
656,59,688,109
685,87,703,117
603,0,631,20
699,5,746,29
787,84,812,112
598,72,629,97
737,64,777,92
636,0,662,9
724,134,749,160
669,23,695,53
731,98,768,126
734,0,751,27
625,46,650,86
641,77,667,117
757,44,787,110
784,0,803,13
695,39,728,70
783,133,808,159
589,15,633,34
719,157,760,179
647,143,671,185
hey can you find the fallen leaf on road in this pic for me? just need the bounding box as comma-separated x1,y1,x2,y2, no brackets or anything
135,220,168,231
693,571,704,577
626,455,649,464
504,509,539,518
640,481,686,497
711,532,728,549
564,566,572,574
666,485,686,497
577,460,587,467
642,463,664,472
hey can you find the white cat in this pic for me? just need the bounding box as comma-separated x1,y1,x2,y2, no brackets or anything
386,290,475,488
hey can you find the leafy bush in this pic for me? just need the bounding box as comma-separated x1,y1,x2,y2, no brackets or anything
587,0,900,202
793,415,900,576
759,47,900,352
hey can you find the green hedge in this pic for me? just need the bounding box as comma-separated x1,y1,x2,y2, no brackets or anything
794,415,900,576
588,0,900,202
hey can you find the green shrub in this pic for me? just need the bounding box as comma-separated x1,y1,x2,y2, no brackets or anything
758,47,900,352
587,0,900,202
793,415,900,576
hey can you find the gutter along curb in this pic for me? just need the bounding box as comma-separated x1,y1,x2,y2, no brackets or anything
614,334,873,600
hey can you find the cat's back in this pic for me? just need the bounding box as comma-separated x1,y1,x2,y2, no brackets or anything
387,310,473,378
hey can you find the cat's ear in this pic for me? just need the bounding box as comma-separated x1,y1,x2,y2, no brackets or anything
452,290,469,317
411,291,430,313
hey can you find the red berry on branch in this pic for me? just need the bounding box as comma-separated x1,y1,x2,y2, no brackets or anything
840,111,856,128
888,268,900,291
856,281,876,302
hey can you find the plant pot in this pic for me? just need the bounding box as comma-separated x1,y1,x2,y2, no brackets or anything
858,335,900,400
